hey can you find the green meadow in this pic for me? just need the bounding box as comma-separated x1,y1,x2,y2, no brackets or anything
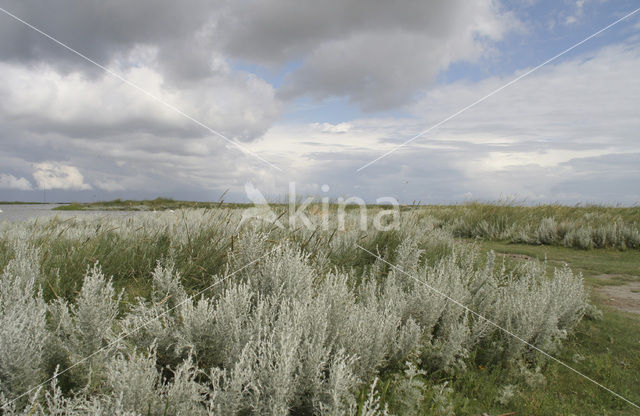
0,202,638,415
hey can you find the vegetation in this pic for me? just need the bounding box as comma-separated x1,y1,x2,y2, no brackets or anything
51,197,247,211
414,202,640,250
0,206,638,415
52,197,400,212
453,241,640,415
54,199,640,250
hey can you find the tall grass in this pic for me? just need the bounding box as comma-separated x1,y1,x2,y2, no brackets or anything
417,202,640,249
0,208,588,415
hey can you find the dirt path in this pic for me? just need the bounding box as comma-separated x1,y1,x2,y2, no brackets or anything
495,252,534,261
594,274,640,315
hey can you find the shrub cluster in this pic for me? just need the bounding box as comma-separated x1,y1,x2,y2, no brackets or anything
0,209,588,415
420,203,640,249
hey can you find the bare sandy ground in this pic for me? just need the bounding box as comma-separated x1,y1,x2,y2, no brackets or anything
595,274,640,315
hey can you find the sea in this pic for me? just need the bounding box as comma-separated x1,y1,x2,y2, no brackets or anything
0,204,131,223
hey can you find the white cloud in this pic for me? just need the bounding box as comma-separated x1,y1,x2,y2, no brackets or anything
563,0,586,26
247,40,640,203
33,162,91,190
314,122,353,134
0,49,283,198
565,16,578,25
0,173,33,190
407,41,639,151
0,60,281,142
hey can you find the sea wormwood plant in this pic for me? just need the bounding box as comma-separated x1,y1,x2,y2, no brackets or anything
0,242,48,405
0,209,589,415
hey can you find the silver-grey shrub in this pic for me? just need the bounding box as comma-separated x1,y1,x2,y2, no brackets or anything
0,243,48,404
0,209,590,415
48,262,123,389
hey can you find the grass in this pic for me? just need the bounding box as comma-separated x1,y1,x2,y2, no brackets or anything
367,236,640,415
420,201,640,224
444,239,640,415
28,213,236,302
51,197,405,212
51,197,251,211
417,202,640,250
444,307,640,415
472,240,640,283
1,203,639,414
52,199,640,248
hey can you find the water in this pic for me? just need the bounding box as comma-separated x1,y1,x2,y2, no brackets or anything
0,204,131,223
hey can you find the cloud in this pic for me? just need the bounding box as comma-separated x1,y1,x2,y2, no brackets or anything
407,41,640,149
0,0,216,79
313,122,353,134
0,60,280,143
248,39,640,204
0,3,283,198
0,173,33,190
0,0,520,111
561,0,587,26
0,1,284,144
0,1,637,205
551,153,640,202
218,0,520,110
33,162,91,190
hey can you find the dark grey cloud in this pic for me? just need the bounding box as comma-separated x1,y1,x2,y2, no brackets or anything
217,0,518,110
0,123,274,202
219,1,470,64
0,0,216,77
278,32,444,111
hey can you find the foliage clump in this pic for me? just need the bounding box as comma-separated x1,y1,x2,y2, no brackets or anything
420,202,640,249
0,209,589,414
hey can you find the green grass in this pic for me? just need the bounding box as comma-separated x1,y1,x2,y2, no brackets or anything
3,203,639,414
442,307,640,415
437,239,640,415
357,236,640,415
421,201,640,224
52,198,250,211
53,199,640,249
51,197,413,213
417,201,640,250
472,240,640,282
28,216,236,303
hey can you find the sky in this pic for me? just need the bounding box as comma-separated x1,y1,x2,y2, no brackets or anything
0,0,639,205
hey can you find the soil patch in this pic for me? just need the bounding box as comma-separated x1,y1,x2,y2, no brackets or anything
495,252,534,261
595,274,640,315
595,273,628,280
